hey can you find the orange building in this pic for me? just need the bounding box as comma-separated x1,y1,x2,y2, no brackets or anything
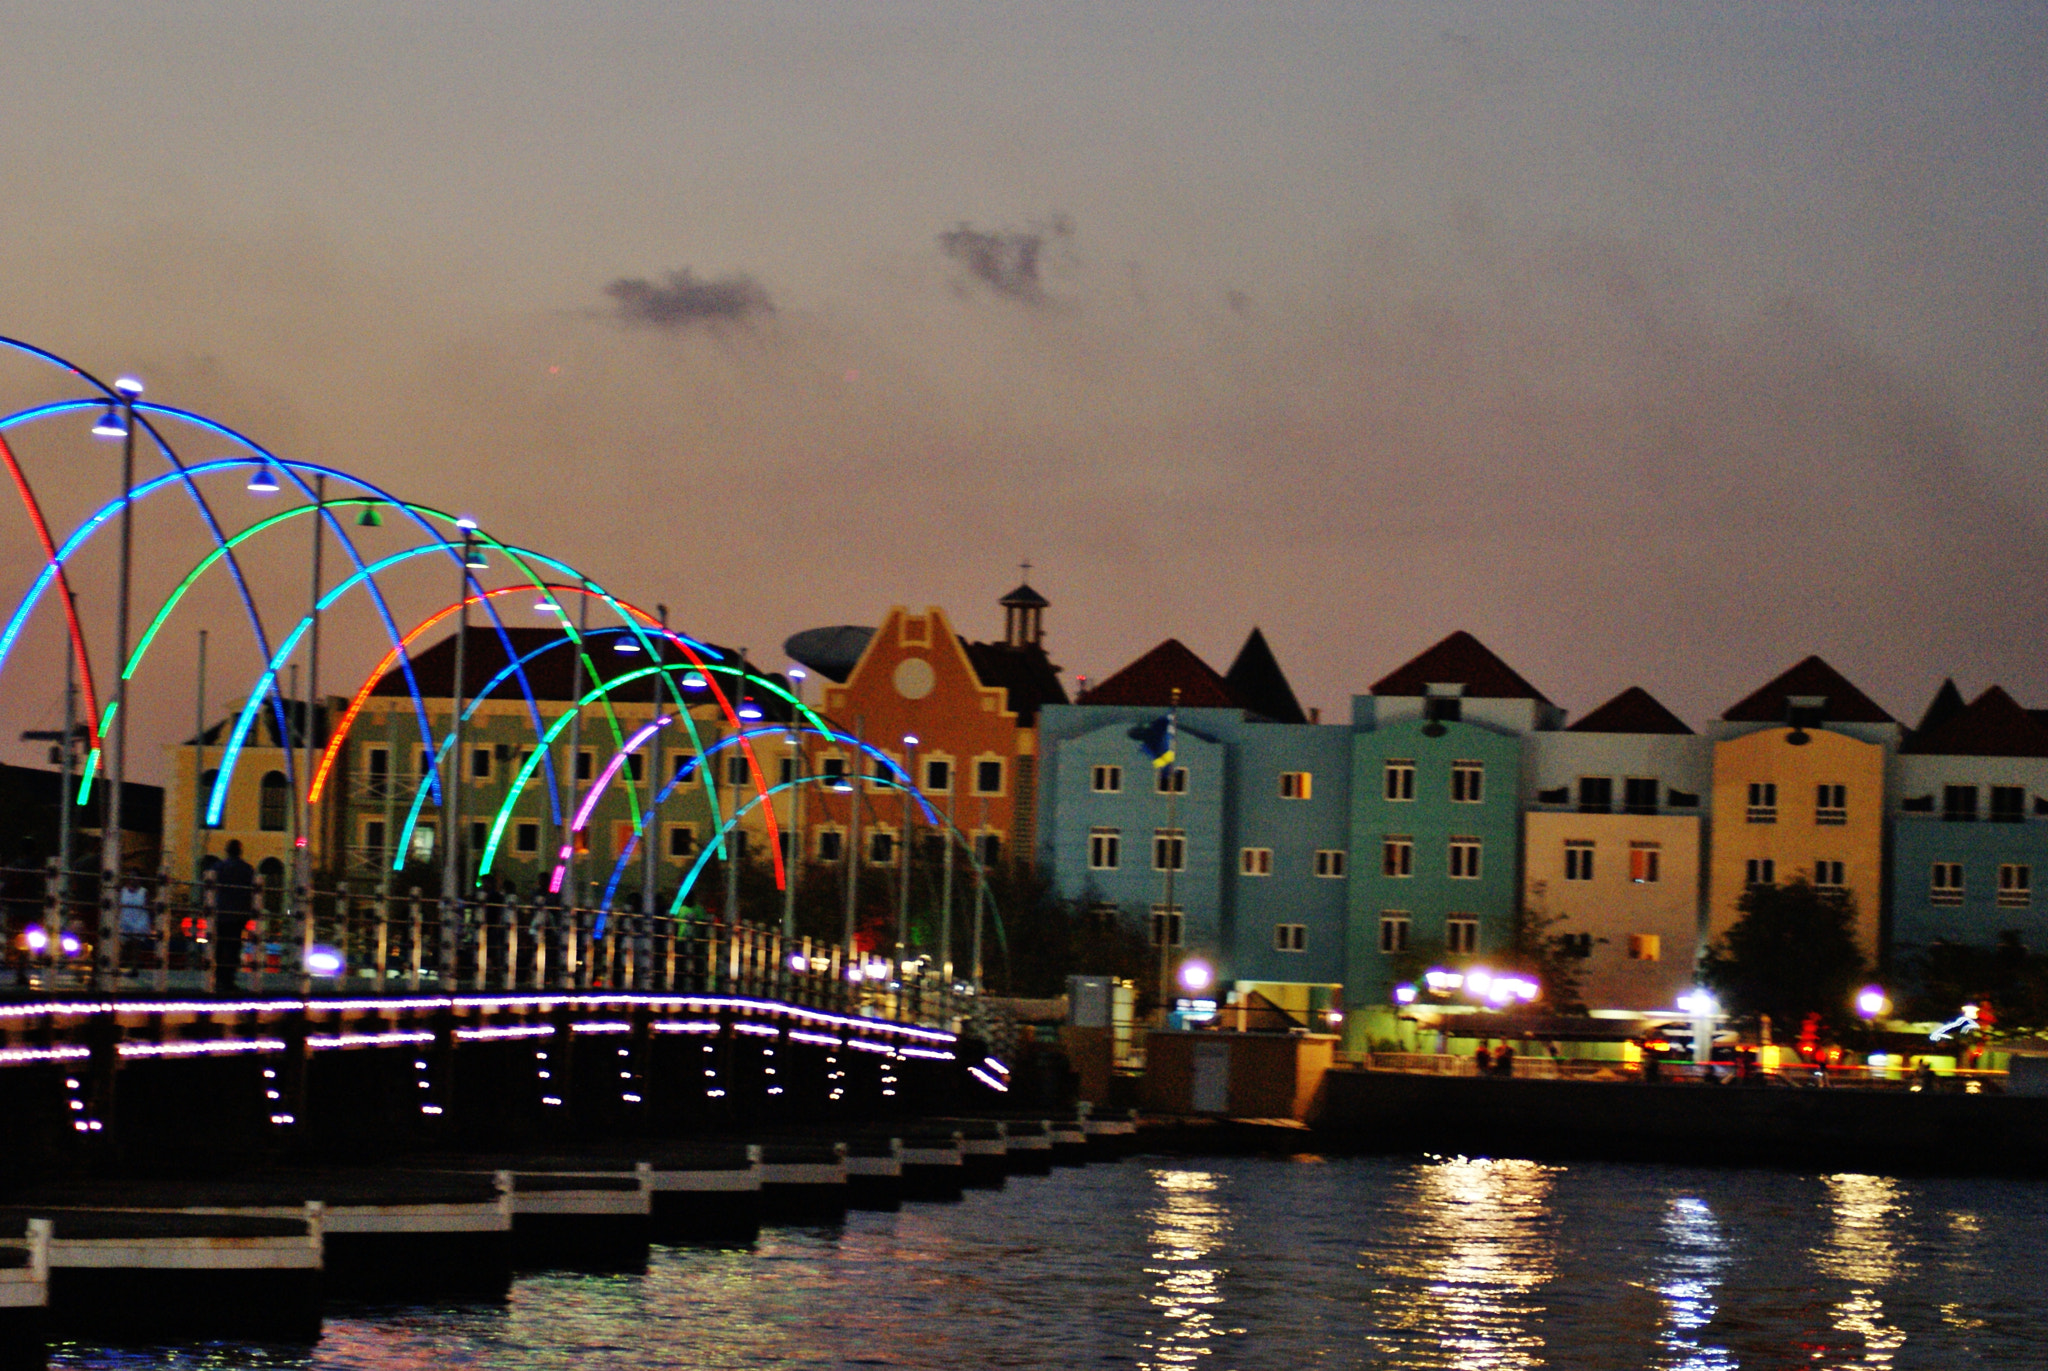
785,585,1066,874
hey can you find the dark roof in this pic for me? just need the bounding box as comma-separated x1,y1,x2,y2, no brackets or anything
1369,630,1552,702
1568,686,1694,735
999,582,1049,609
1078,639,1238,709
1720,655,1894,724
1223,628,1307,724
186,697,330,749
783,625,875,684
1902,686,2048,757
1916,679,1967,736
962,639,1069,726
370,627,788,718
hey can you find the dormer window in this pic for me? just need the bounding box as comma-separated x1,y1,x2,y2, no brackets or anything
1786,694,1827,730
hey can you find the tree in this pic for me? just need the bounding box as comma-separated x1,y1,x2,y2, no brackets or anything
1701,878,1864,1037
1507,899,1591,1014
1908,932,2048,1039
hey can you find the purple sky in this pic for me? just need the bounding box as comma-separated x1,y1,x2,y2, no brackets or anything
2,3,2045,773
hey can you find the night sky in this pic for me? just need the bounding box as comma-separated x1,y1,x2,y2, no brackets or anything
2,3,2045,772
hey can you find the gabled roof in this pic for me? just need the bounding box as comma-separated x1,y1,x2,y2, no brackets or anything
1720,655,1894,724
371,627,788,718
961,638,1068,726
1568,686,1694,735
1369,630,1551,702
1902,686,2048,757
999,582,1049,609
1915,678,1967,736
1078,639,1238,709
783,625,875,684
1223,628,1307,724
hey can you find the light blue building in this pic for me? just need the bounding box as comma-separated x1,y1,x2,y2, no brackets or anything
1036,634,1350,1023
1890,683,2048,965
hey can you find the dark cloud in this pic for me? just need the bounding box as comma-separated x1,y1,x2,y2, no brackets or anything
605,269,773,328
938,215,1073,302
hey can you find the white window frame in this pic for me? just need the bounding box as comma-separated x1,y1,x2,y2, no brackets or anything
1153,829,1187,872
1240,846,1273,876
1314,849,1347,878
1382,837,1414,878
1088,827,1121,871
1999,863,2031,908
1448,837,1482,880
1816,782,1847,826
1746,781,1778,823
1451,761,1484,804
1092,764,1123,794
1628,933,1662,962
1273,923,1307,953
1745,857,1776,887
1445,916,1479,955
1279,771,1312,800
514,820,540,855
1150,905,1184,948
1814,859,1845,889
1379,912,1410,954
1156,765,1188,795
1384,760,1416,802
973,756,1007,797
1629,842,1660,884
1931,861,1964,905
1564,840,1595,882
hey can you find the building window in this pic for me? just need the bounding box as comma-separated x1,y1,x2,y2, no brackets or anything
820,756,847,788
1156,766,1188,795
1445,916,1479,955
976,759,1006,795
1564,840,1594,882
1150,906,1183,948
1153,829,1187,872
1816,783,1847,826
364,819,387,856
1943,786,1978,822
1629,842,1661,884
1379,913,1410,953
259,771,289,832
1814,859,1845,889
975,833,1003,868
1746,782,1778,823
1931,862,1964,905
417,749,433,779
1623,777,1658,815
815,829,843,863
1314,849,1347,878
724,754,751,787
514,821,539,854
1092,765,1122,793
1385,761,1415,802
625,754,645,783
1628,934,1661,961
1274,923,1307,953
869,831,895,866
469,747,492,780
1558,932,1593,959
1089,828,1121,870
1991,786,2026,823
1424,696,1462,724
469,821,488,854
1998,863,2031,907
924,758,952,793
367,746,390,779
1448,837,1481,880
1279,771,1312,800
1087,901,1119,923
1240,847,1273,876
576,750,593,782
1382,837,1414,878
1745,858,1776,886
1578,777,1613,814
1451,762,1484,804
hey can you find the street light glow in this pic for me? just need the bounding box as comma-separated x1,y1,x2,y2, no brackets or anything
1178,959,1214,993
245,463,280,493
90,407,126,439
1856,986,1890,1019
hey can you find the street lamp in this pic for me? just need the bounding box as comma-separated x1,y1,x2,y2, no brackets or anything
92,375,142,988
441,519,482,979
1856,986,1890,1020
897,734,917,980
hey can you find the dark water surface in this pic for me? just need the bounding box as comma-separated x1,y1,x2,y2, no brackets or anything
52,1155,2048,1369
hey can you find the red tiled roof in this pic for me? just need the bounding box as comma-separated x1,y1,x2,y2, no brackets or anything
1902,686,2048,757
1369,631,1551,702
1078,639,1237,709
1720,655,1894,724
1568,686,1694,735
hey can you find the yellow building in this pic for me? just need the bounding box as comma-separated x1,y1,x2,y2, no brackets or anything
1706,657,1901,961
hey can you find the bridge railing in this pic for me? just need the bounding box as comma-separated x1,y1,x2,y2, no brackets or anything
0,863,962,1028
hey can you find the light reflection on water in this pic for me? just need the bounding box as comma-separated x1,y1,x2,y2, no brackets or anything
47,1157,2048,1370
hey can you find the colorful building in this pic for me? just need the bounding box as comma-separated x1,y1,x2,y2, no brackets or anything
1521,686,1710,1011
1346,632,1560,1029
1705,657,1899,961
1890,683,2048,962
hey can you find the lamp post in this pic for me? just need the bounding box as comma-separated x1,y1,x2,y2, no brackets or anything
780,667,806,937
441,520,484,979
640,605,669,939
897,734,917,984
92,376,142,989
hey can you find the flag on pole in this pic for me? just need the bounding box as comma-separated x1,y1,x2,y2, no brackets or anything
1137,713,1176,769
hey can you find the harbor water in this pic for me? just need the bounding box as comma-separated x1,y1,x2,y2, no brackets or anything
48,1153,2048,1369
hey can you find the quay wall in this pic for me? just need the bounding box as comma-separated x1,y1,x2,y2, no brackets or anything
1316,1070,2048,1175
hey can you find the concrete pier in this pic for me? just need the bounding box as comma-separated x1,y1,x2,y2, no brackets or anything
899,1129,967,1201
844,1136,905,1212
0,1220,48,1371
757,1141,850,1225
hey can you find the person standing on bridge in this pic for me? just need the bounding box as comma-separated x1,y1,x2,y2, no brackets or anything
213,839,255,994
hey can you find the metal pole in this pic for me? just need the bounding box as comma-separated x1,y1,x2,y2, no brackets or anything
101,384,137,989
563,587,587,910
940,789,956,986
53,620,77,971
299,475,326,889
1156,693,1182,1016
780,728,799,938
441,529,473,977
641,605,666,923
843,717,863,973
972,795,987,990
191,628,206,880
724,648,746,925
896,739,915,981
